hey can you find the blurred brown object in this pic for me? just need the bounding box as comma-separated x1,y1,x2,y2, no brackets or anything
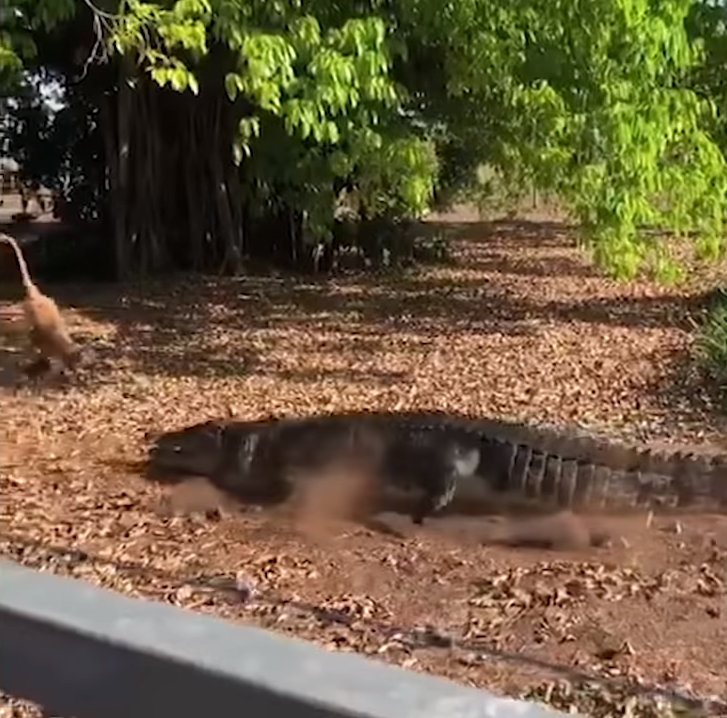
288,455,385,539
0,304,30,337
481,510,612,550
160,476,240,518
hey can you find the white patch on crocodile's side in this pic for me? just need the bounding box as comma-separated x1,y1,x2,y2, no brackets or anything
452,446,480,476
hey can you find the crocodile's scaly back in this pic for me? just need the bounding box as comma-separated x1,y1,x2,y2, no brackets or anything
316,410,727,511
473,424,727,511
145,409,727,515
146,410,485,523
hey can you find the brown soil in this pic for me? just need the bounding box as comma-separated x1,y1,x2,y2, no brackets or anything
2,206,727,717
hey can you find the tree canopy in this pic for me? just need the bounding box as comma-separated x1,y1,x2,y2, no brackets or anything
2,0,727,280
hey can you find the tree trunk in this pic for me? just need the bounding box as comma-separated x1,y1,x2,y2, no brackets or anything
210,100,242,274
102,56,133,280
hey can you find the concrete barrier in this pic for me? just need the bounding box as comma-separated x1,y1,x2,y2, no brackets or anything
0,559,570,718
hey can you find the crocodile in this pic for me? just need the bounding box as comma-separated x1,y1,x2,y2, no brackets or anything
145,412,482,524
145,409,727,521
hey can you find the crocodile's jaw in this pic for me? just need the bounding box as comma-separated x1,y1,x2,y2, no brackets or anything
146,420,225,477
147,446,220,477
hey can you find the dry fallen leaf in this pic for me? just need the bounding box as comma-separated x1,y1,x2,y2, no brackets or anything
2,205,727,712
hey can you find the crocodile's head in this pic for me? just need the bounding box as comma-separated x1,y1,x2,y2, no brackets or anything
146,420,227,478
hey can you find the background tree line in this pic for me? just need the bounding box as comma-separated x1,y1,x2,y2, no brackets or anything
3,0,727,282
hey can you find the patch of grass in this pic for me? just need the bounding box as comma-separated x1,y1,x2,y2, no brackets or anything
694,287,727,399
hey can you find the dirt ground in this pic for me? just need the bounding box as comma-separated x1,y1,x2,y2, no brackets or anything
2,205,727,717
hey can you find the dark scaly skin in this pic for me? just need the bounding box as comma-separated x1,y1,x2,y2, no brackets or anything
146,410,727,516
146,412,483,523
473,422,727,511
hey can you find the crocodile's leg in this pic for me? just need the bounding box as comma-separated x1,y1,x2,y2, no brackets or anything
410,444,480,524
410,492,438,525
213,431,261,495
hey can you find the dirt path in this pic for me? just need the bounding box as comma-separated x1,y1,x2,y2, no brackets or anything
2,209,727,716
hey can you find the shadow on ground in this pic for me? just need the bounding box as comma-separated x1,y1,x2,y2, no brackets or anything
640,343,727,433
3,216,724,425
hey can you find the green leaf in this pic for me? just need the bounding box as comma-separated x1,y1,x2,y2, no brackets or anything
225,73,239,102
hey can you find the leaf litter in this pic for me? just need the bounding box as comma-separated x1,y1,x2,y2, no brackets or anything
2,208,727,716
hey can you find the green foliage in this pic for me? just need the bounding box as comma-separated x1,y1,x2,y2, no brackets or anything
105,0,436,244
695,287,727,395
686,1,727,144
396,0,727,281
0,0,75,89
110,0,209,94
5,0,727,280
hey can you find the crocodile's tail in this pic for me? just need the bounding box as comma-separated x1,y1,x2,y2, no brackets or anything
477,426,727,511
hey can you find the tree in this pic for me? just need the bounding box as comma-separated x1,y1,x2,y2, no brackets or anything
3,0,727,281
